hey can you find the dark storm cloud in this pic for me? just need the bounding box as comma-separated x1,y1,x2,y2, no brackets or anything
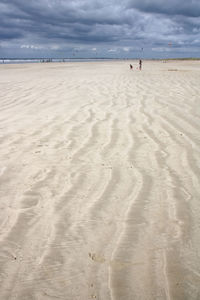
128,0,200,17
0,0,135,45
0,0,200,57
0,29,23,40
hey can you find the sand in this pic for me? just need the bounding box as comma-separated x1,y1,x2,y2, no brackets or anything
0,60,200,299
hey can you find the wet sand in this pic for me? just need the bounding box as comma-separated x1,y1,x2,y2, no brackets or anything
0,60,200,299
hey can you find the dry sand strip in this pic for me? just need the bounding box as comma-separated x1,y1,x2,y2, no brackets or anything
0,60,200,299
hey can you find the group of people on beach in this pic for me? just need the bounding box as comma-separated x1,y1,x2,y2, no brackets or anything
130,59,142,70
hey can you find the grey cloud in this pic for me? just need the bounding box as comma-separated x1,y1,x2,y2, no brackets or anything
0,29,23,40
0,0,199,58
0,0,132,43
128,0,200,17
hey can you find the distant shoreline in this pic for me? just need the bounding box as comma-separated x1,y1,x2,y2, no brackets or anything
1,57,200,64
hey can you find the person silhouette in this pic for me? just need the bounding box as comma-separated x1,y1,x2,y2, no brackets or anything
139,59,142,70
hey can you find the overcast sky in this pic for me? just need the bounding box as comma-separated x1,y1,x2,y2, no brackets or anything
0,0,200,58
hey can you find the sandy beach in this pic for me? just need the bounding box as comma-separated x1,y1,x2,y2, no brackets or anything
0,60,200,299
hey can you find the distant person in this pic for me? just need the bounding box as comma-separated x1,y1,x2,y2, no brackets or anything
139,59,142,70
130,64,133,70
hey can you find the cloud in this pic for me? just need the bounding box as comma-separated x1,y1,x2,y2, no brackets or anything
21,44,44,50
0,0,200,58
123,47,130,51
108,48,117,52
128,0,200,17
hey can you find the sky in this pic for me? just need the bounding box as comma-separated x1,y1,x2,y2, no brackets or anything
0,0,200,59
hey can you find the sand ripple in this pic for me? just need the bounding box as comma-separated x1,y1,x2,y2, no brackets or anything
0,61,200,299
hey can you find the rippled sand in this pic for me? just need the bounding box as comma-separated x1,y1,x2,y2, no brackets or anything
0,60,200,299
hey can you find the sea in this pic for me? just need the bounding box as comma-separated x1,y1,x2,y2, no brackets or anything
0,58,125,64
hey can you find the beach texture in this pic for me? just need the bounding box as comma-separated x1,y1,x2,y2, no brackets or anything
0,60,200,299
